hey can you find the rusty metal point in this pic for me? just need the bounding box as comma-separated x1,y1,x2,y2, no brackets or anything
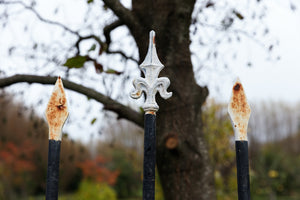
130,30,172,113
228,78,251,141
45,77,69,141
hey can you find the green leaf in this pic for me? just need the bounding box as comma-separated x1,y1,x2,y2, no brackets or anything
63,56,86,68
87,0,94,3
88,44,96,52
91,118,97,125
139,107,144,113
233,10,244,20
105,69,122,75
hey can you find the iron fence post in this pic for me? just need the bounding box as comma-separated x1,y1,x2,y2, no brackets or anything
131,30,172,200
45,77,69,200
228,78,251,200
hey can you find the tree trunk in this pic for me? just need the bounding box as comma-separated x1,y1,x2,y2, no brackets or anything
130,1,216,199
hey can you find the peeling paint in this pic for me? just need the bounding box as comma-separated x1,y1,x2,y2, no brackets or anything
228,78,251,141
45,77,69,141
146,110,156,115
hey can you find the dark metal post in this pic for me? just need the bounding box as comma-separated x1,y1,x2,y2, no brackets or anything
228,78,251,200
46,140,61,200
143,114,156,199
236,141,250,200
45,77,69,200
131,30,172,200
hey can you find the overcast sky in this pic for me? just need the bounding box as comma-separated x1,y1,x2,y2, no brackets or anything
204,1,300,103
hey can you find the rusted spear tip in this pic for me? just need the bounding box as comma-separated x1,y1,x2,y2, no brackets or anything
228,78,251,141
45,77,69,141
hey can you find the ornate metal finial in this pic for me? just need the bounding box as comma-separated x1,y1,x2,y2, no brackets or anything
131,30,172,113
228,78,251,141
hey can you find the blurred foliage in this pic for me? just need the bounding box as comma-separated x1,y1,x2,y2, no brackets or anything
0,92,166,199
3,92,300,200
251,133,300,199
77,156,119,185
155,171,165,200
202,100,237,200
0,92,89,199
74,180,117,200
203,99,300,200
96,142,143,199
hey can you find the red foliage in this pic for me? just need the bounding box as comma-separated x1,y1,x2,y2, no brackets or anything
77,155,119,185
0,140,36,173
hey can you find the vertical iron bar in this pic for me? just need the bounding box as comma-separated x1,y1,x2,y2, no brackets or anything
45,77,68,200
235,141,251,200
143,114,156,200
130,31,172,200
228,78,251,200
46,140,61,200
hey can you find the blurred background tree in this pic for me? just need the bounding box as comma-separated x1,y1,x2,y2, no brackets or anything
0,0,299,199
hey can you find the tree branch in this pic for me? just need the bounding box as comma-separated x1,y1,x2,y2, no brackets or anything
104,19,124,47
0,1,79,36
1,1,138,63
74,33,138,63
102,0,139,30
74,35,105,55
103,20,138,63
0,74,143,127
107,50,138,63
198,21,266,48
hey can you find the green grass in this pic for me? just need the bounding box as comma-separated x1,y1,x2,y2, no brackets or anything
252,195,300,200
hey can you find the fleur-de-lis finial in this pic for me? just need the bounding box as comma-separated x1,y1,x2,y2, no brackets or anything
131,30,172,113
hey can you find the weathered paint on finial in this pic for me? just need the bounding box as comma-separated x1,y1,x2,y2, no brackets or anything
45,77,69,141
139,30,164,73
131,30,172,113
228,78,251,141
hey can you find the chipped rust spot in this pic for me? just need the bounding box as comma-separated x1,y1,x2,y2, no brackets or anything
228,79,251,141
135,90,142,97
57,104,65,110
234,83,240,91
146,110,156,115
46,77,69,141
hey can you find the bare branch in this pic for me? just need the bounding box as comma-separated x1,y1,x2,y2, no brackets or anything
1,1,138,63
102,0,139,30
0,74,143,127
107,50,138,63
0,1,79,36
102,20,138,63
75,35,105,55
198,21,266,48
104,19,124,47
74,33,138,63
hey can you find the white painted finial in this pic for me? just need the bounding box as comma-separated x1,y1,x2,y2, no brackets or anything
131,30,172,113
45,77,69,141
228,78,251,141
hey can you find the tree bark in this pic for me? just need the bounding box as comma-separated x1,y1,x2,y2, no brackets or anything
129,1,216,199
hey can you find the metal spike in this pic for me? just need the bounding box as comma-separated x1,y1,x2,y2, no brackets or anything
139,30,164,75
45,77,69,141
228,78,251,141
